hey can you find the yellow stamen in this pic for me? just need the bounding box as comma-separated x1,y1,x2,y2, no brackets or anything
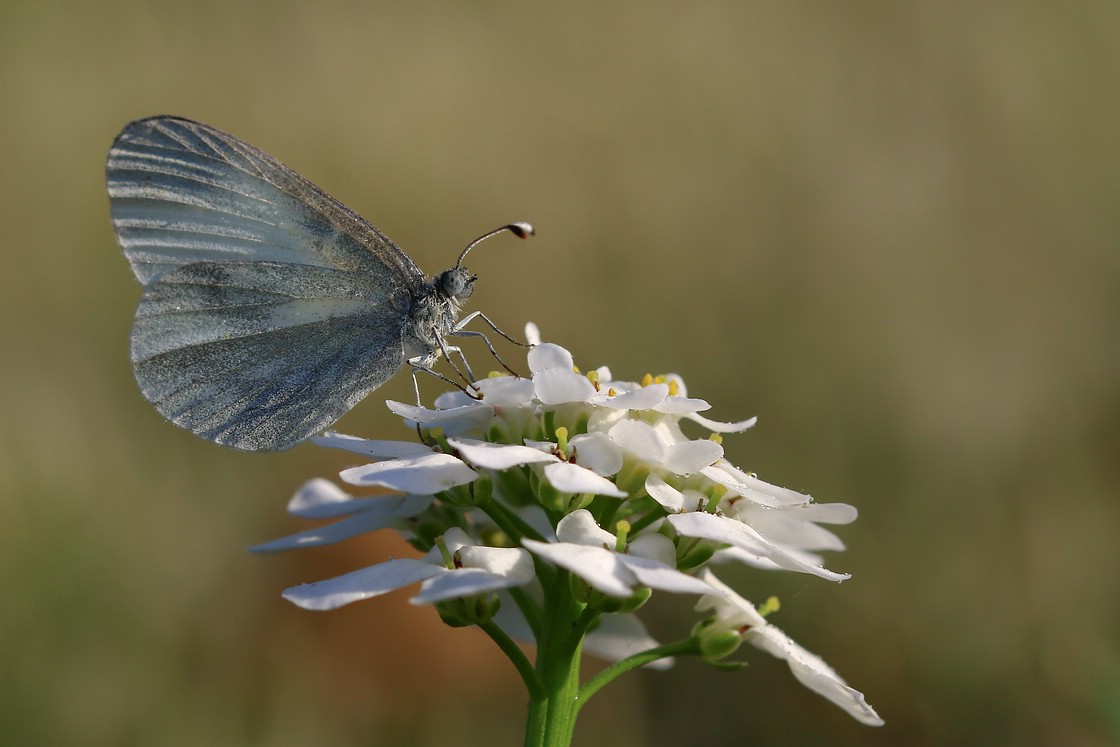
757,596,781,618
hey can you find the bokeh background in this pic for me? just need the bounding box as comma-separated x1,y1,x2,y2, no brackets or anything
3,2,1118,745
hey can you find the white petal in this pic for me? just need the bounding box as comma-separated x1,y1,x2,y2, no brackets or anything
617,554,714,595
583,613,673,670
522,539,634,597
432,389,476,409
662,439,723,474
448,437,558,469
435,526,477,555
386,400,494,432
311,432,434,459
651,416,691,447
543,462,628,498
568,432,623,476
797,503,859,524
527,342,574,373
694,569,766,628
411,567,529,605
282,558,441,610
608,419,666,462
653,396,710,415
285,478,377,518
555,509,618,546
667,512,850,582
595,383,669,411
534,368,597,404
712,545,827,572
587,406,628,433
733,506,848,552
249,505,415,554
340,453,478,494
685,412,758,433
700,465,783,508
458,545,537,584
522,438,562,455
644,474,687,511
748,623,884,726
627,532,677,567
472,376,537,405
728,469,814,507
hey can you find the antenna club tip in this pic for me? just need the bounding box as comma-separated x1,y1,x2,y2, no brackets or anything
509,221,535,239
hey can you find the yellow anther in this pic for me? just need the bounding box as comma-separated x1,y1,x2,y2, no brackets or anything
641,373,653,387
709,433,723,444
667,380,679,397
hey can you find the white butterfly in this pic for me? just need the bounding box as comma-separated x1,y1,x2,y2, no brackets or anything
107,116,531,451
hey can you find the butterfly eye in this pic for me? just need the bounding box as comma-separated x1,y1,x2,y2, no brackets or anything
438,268,474,299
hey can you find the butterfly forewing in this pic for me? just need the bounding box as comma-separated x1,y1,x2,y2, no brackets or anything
108,117,426,451
107,117,426,287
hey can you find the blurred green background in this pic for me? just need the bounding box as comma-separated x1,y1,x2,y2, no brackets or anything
3,1,1118,745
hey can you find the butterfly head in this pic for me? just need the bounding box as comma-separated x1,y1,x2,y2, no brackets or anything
436,266,476,301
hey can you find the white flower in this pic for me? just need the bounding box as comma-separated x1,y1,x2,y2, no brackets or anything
247,478,432,553
282,527,535,610
695,569,884,726
262,328,858,591
254,323,877,717
523,510,713,598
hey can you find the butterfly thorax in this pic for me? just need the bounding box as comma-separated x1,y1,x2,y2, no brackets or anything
402,266,476,359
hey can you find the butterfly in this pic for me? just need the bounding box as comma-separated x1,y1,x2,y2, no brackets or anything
107,116,532,452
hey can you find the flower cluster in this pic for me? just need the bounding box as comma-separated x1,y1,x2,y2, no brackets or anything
252,325,882,726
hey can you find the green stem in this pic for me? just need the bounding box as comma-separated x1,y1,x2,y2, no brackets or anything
626,504,666,535
577,638,700,708
481,495,544,544
479,619,544,699
523,570,586,747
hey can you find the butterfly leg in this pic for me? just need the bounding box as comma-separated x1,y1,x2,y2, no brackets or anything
450,312,523,378
455,311,526,347
407,354,482,401
432,334,480,390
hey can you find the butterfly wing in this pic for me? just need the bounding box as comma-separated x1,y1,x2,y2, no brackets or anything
107,117,427,451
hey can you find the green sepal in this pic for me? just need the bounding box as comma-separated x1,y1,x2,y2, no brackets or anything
435,593,501,628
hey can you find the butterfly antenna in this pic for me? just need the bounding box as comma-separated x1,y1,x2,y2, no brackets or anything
455,222,535,268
